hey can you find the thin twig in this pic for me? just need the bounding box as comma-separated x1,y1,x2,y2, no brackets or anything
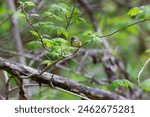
0,16,11,27
100,18,150,38
0,3,22,27
38,41,88,75
77,51,88,72
2,71,11,100
0,48,39,60
9,83,90,100
56,64,107,85
137,57,150,84
19,2,51,52
5,74,13,100
19,42,88,78
65,0,77,30
14,71,28,100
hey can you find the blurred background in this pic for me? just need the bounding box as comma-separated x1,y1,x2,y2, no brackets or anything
0,0,150,99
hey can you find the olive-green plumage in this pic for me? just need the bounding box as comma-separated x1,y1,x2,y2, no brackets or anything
70,37,82,48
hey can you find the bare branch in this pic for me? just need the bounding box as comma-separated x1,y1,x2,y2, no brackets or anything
1,70,10,100
0,57,126,100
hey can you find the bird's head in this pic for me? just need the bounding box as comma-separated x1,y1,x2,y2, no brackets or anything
71,37,77,41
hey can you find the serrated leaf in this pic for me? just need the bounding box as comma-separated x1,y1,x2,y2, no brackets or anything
30,31,39,37
127,7,140,17
25,1,35,7
111,80,123,90
43,12,64,21
38,24,68,38
57,3,70,9
77,17,86,24
43,39,53,47
83,31,102,44
73,8,80,15
47,25,69,38
27,41,42,51
110,79,134,90
57,28,69,39
73,17,86,24
127,5,150,19
50,4,67,16
53,38,68,45
48,51,61,60
122,79,134,88
140,79,150,91
43,38,68,47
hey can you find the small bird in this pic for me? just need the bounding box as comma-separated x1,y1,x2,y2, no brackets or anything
70,37,82,48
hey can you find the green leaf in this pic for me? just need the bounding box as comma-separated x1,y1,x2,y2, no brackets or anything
43,38,68,47
56,28,69,39
30,31,39,37
127,5,150,19
127,7,140,17
45,24,69,38
57,3,70,10
18,1,24,6
43,39,53,47
54,46,72,54
37,23,68,38
138,5,150,19
110,79,134,90
73,17,86,24
27,41,42,51
140,79,150,91
52,38,68,45
18,13,25,17
73,8,80,16
41,60,52,66
83,31,102,43
48,51,61,60
122,79,134,88
25,1,35,7
43,12,64,21
50,4,67,16
34,21,54,27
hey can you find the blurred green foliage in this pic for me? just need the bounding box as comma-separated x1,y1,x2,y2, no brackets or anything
0,0,150,99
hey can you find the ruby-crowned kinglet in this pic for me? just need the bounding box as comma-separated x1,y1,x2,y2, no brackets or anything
70,37,82,48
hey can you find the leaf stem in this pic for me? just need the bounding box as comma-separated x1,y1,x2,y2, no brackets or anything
65,0,77,30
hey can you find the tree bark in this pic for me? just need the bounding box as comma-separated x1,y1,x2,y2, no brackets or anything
0,57,126,100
